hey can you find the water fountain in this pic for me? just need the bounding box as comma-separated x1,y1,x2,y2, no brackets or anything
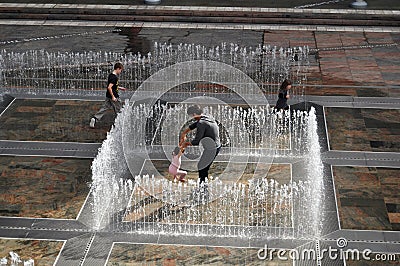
0,42,324,241
0,251,34,266
0,42,308,99
83,43,322,241
90,100,323,239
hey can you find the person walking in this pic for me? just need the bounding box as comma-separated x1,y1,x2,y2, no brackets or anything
180,105,221,185
275,79,292,111
90,62,126,128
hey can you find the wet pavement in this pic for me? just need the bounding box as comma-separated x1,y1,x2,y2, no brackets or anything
1,26,399,97
107,243,290,266
333,166,400,231
0,156,92,219
0,99,114,143
325,107,400,152
0,239,62,265
0,6,399,266
1,0,400,10
0,26,264,54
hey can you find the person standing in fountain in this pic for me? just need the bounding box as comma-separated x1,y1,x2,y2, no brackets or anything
180,105,221,185
169,146,187,182
90,62,126,128
275,79,292,111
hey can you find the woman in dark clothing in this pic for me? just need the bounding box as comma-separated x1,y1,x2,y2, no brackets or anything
275,79,292,111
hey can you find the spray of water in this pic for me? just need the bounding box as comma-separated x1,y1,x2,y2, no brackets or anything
0,42,308,98
90,101,324,239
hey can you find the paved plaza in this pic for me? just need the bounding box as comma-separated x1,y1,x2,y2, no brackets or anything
0,1,399,266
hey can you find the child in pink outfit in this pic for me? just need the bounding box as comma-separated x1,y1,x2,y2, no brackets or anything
169,146,187,182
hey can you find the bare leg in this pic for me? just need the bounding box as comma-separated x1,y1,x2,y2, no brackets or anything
176,169,187,182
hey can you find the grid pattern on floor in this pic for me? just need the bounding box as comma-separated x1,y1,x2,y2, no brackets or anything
0,92,399,265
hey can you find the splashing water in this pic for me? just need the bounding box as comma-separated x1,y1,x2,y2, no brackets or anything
0,42,308,98
0,41,324,240
90,102,324,240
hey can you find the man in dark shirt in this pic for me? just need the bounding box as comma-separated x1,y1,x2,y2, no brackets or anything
90,62,126,128
180,105,221,184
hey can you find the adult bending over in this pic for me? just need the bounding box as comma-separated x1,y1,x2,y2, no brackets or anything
180,105,221,184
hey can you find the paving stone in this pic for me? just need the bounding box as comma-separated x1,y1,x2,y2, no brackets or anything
0,9,399,266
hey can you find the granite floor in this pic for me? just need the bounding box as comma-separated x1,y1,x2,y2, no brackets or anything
107,243,289,266
0,156,92,219
325,107,400,152
0,26,399,97
0,99,115,143
0,239,63,266
263,31,400,97
0,20,400,265
333,166,400,231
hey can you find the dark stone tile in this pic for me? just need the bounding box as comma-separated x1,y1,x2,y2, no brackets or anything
339,198,386,208
333,166,379,187
382,184,400,198
339,188,383,201
326,108,400,152
386,203,400,213
387,127,400,135
376,57,400,66
356,88,390,97
362,109,400,124
0,122,38,131
7,112,47,119
378,168,400,184
392,224,400,230
333,166,400,231
340,209,391,230
370,141,400,151
329,107,364,119
382,72,400,81
364,118,400,129
20,99,56,107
